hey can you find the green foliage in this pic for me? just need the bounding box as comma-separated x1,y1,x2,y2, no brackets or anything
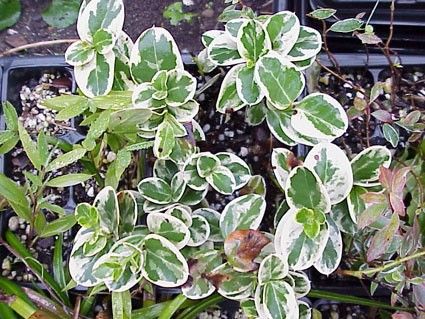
42,0,81,29
163,2,197,26
0,0,21,31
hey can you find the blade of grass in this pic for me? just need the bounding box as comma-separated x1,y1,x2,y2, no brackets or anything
2,230,70,307
132,299,197,319
158,294,187,319
53,234,68,297
175,294,224,319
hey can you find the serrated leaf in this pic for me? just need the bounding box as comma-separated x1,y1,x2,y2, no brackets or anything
220,194,266,238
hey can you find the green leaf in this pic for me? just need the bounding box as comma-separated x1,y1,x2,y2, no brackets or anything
75,203,99,228
126,140,154,151
46,148,87,172
196,153,220,177
165,69,196,107
2,101,19,130
130,27,183,83
104,149,132,189
287,26,322,61
0,130,16,145
208,33,244,66
296,207,326,239
42,0,80,28
0,173,31,220
147,213,190,249
93,28,116,54
330,18,364,33
216,64,246,114
142,234,189,287
255,53,304,110
47,173,92,188
357,203,388,229
382,123,399,147
42,94,88,112
237,19,270,64
138,177,173,204
261,281,298,319
292,93,348,140
288,271,311,298
330,200,358,234
347,186,367,223
258,254,288,285
39,214,76,238
163,1,197,26
313,216,342,275
246,101,266,125
77,0,124,40
285,166,331,213
265,11,300,55
304,142,353,204
265,108,296,146
117,191,138,235
109,107,152,134
94,186,119,235
37,131,49,165
18,122,43,170
154,120,175,159
216,152,251,190
211,263,256,298
271,148,298,190
350,146,392,186
0,0,21,31
187,215,210,247
0,133,19,154
308,8,336,20
220,194,266,238
202,30,224,47
236,64,263,105
112,291,132,319
82,109,111,150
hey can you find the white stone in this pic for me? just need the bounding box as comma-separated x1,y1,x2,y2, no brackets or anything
8,216,19,231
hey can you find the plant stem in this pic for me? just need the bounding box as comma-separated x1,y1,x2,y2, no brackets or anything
308,289,412,312
0,39,79,57
341,250,425,278
158,294,187,319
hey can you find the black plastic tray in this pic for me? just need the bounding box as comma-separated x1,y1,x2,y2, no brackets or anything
291,0,425,54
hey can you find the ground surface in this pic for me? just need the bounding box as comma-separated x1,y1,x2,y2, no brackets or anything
0,0,234,56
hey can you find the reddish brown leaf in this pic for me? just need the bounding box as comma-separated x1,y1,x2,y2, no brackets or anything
379,166,393,190
367,213,400,262
392,312,414,319
224,229,271,272
371,110,392,123
361,192,386,205
203,273,231,289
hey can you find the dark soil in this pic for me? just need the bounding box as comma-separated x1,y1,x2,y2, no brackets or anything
0,0,274,56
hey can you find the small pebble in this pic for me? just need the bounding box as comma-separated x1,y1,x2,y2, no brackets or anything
8,216,19,231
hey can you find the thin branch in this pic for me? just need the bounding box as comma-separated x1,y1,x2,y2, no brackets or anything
0,39,79,57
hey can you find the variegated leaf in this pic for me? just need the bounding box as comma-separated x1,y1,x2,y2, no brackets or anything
183,155,209,191
165,205,192,226
225,18,248,39
255,53,305,110
170,100,199,122
275,208,329,270
258,254,289,285
182,250,222,299
147,212,190,249
208,32,244,66
292,93,348,140
237,19,271,63
314,216,342,275
193,208,223,242
77,0,124,41
288,271,311,298
166,69,197,107
347,186,367,223
75,51,115,98
196,48,217,74
220,194,266,238
298,301,312,319
330,200,358,234
142,234,189,287
351,146,392,186
206,165,236,195
216,64,246,113
171,172,187,202
262,281,299,319
93,28,116,54
113,31,134,91
285,166,331,213
196,152,221,178
130,27,183,83
271,148,299,190
304,142,353,204
94,186,119,236
236,65,264,105
117,191,138,235
132,83,165,109
246,101,266,126
138,177,173,204
65,40,95,66
287,26,322,62
266,107,297,146
202,30,224,47
154,120,176,159
187,215,210,247
265,11,300,55
216,152,251,190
